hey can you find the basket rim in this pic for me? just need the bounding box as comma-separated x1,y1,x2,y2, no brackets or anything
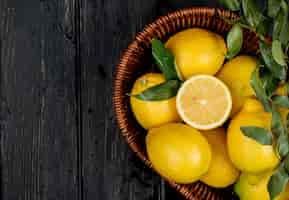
113,7,240,200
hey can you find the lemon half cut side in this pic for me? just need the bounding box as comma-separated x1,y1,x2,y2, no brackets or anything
176,75,232,130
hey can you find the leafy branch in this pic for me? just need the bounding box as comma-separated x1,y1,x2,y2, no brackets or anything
129,39,182,101
220,0,289,198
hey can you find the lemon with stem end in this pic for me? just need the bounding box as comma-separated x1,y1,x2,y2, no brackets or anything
165,28,227,80
130,73,181,129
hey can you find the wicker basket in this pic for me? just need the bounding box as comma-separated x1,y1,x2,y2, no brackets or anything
113,7,259,200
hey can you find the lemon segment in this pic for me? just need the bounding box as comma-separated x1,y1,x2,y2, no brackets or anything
176,75,232,130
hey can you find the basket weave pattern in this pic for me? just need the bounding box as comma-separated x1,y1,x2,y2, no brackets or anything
113,7,259,200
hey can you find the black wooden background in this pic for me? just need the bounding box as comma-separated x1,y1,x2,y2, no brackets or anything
0,0,220,199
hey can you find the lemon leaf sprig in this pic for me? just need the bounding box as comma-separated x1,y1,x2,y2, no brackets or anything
260,67,279,97
151,39,179,81
250,68,272,112
226,24,243,59
272,40,287,66
132,80,181,101
220,0,289,198
131,39,182,101
242,0,265,28
259,41,287,81
268,0,282,18
273,1,289,45
240,126,273,145
268,164,289,200
272,95,289,108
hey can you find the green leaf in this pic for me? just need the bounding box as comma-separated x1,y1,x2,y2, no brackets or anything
259,41,286,80
280,0,289,45
273,1,289,45
260,67,279,97
242,0,265,28
240,126,273,145
272,40,286,66
277,134,289,158
280,0,288,12
250,69,271,112
280,21,289,47
219,0,241,11
226,24,243,59
272,107,289,158
268,165,289,199
151,39,178,80
133,80,181,101
256,18,272,36
273,10,285,40
272,95,289,109
286,43,289,55
267,0,282,18
271,107,285,137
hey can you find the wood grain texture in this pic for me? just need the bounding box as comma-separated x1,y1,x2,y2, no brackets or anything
0,0,79,199
0,0,228,200
79,0,175,199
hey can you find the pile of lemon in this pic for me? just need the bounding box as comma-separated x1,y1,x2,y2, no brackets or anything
130,28,289,199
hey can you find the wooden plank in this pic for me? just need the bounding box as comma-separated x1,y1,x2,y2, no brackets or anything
79,0,177,199
0,0,79,199
167,0,218,9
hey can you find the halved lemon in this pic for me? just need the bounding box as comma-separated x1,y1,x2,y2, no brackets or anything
176,75,232,130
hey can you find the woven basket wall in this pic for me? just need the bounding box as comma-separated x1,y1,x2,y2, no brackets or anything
113,7,259,200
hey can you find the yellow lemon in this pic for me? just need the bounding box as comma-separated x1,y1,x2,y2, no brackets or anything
146,123,212,184
276,85,289,121
165,28,227,80
276,84,288,96
217,55,258,116
176,75,232,130
235,172,289,200
130,73,180,129
235,172,272,200
227,98,280,173
200,128,240,188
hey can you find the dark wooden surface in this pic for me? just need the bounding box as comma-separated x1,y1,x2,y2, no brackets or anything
0,0,219,199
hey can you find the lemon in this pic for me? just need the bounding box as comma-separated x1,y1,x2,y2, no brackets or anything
130,73,180,129
276,84,288,96
165,28,227,80
200,128,240,188
146,123,212,184
176,75,232,130
235,172,272,200
217,55,258,116
227,98,280,173
235,172,289,200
